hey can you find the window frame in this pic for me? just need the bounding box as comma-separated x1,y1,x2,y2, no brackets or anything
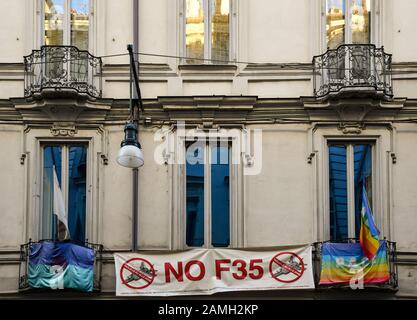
39,0,93,50
312,128,391,243
326,139,377,240
180,0,236,64
184,138,232,249
321,0,381,51
175,133,242,250
38,140,90,242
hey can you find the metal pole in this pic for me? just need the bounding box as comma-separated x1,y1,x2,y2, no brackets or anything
129,0,140,251
129,50,133,119
133,0,139,252
133,0,139,61
132,167,138,252
127,45,144,112
127,44,139,252
127,1,141,252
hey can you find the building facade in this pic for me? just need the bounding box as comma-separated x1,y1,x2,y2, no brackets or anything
0,0,417,297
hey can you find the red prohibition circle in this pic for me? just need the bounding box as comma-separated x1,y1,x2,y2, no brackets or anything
120,258,156,289
269,251,305,283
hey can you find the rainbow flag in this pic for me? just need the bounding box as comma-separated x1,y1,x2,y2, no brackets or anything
319,240,390,285
360,185,380,260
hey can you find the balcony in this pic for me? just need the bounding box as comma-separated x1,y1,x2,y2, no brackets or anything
313,239,398,291
18,239,103,292
313,44,393,99
24,46,102,99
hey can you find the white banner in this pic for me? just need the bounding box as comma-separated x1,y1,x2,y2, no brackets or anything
114,246,315,296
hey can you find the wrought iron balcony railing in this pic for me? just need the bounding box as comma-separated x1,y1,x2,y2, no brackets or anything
313,44,393,98
24,45,102,98
18,239,103,292
312,238,398,290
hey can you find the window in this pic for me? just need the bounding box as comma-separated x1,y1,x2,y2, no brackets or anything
185,0,230,63
326,0,371,49
328,142,373,240
43,1,92,91
185,140,231,247
41,144,87,243
44,0,90,49
323,1,376,86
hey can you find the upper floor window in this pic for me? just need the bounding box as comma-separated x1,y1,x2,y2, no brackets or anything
44,0,90,50
186,140,231,247
328,142,373,241
185,0,230,63
326,0,371,49
41,144,87,243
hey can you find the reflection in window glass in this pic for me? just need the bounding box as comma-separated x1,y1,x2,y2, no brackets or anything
44,0,65,45
326,0,345,49
42,146,62,240
353,144,372,236
326,0,371,48
186,0,205,63
210,0,229,63
70,1,90,81
351,0,371,44
211,143,230,247
71,0,90,82
186,143,205,247
42,145,87,242
71,0,89,50
329,145,348,240
68,146,87,243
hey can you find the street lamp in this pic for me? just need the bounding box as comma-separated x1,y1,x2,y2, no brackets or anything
117,44,144,169
117,122,144,168
116,44,143,252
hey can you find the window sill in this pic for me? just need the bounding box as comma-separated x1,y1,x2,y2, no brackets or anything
179,64,237,71
178,64,238,76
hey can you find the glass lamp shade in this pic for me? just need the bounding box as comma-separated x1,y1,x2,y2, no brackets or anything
117,145,144,168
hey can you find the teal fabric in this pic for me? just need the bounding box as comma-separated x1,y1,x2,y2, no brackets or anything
28,264,93,292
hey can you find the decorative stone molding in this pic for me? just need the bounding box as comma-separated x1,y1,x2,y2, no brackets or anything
244,154,254,167
50,123,77,137
3,95,415,127
23,125,31,134
162,149,171,165
144,117,152,125
157,96,256,126
391,153,397,164
337,122,365,134
100,154,109,165
302,96,406,122
20,153,26,165
11,96,112,123
307,152,316,164
200,121,216,129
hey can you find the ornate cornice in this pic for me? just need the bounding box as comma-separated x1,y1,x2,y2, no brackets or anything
50,122,77,136
152,96,257,126
10,95,112,123
302,96,406,122
1,95,417,126
337,122,366,134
